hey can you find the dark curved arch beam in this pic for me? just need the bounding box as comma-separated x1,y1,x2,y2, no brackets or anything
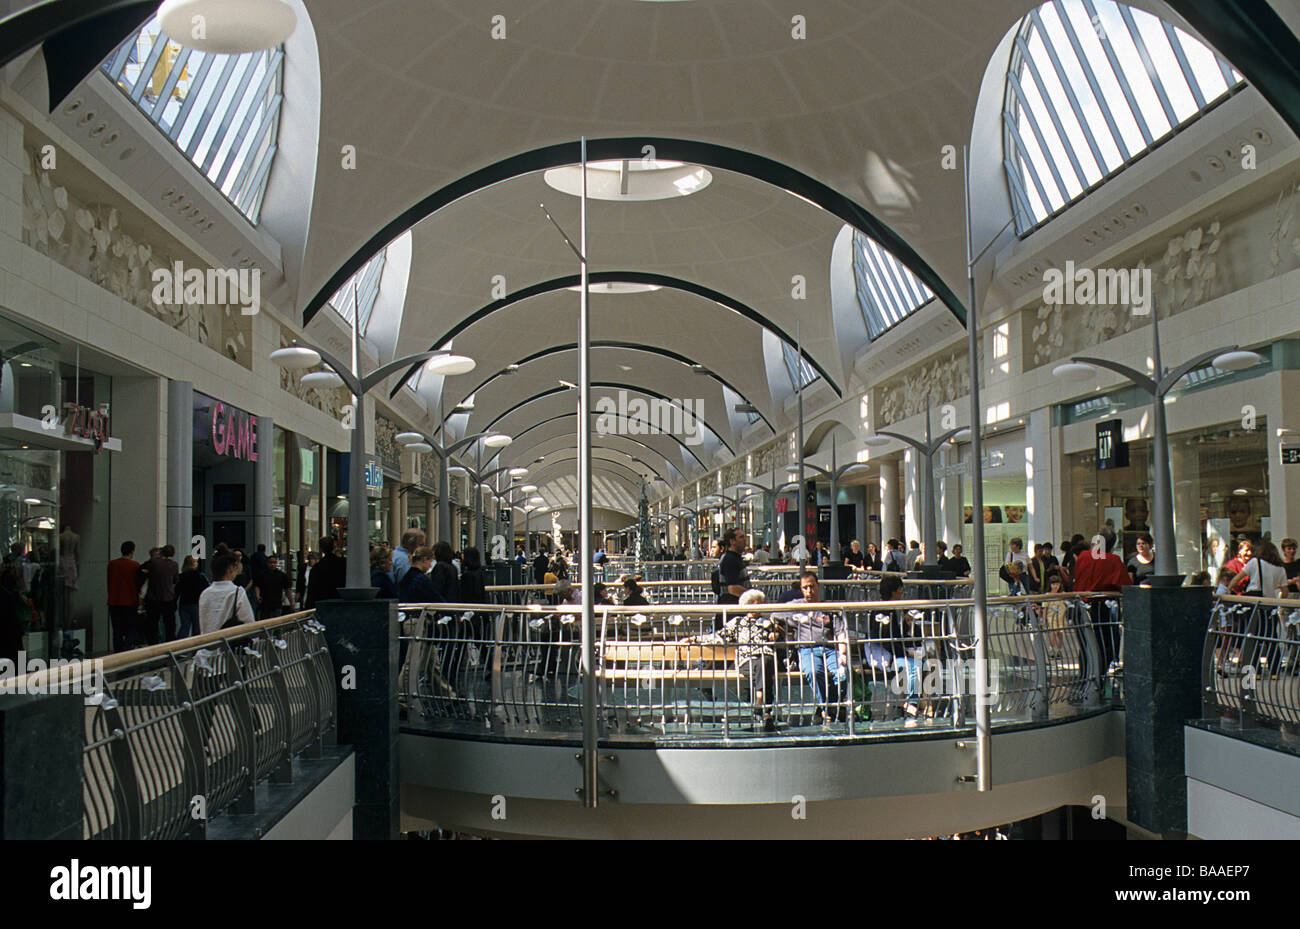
450,341,776,432
485,382,735,455
1164,0,1300,139
303,137,966,329
518,446,666,485
0,0,156,108
509,433,681,484
492,412,707,472
527,455,654,490
387,271,838,400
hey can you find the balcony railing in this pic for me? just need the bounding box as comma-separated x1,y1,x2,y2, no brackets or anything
398,593,1122,743
487,576,972,607
1203,594,1300,730
24,612,338,840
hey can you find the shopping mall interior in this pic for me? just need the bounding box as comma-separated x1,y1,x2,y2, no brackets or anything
0,0,1298,858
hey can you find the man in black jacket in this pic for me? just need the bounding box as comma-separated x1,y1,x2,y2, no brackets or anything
304,537,347,608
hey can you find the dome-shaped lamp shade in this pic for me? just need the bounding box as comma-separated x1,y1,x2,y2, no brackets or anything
1212,350,1265,372
483,433,512,448
423,354,477,376
159,0,297,54
862,435,892,448
508,468,530,478
395,432,424,445
270,346,321,369
300,371,344,390
519,485,538,493
1053,361,1097,381
405,442,433,454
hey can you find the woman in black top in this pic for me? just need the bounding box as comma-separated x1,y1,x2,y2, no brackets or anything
370,546,397,599
621,575,650,606
430,541,461,602
175,556,209,639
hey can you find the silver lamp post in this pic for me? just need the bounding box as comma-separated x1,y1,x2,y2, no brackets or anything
787,442,869,562
874,404,969,568
392,428,512,545
271,341,477,590
1055,328,1262,582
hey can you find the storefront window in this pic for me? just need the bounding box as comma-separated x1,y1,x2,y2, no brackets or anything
1063,421,1269,572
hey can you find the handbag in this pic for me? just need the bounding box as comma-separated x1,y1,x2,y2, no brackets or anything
220,592,243,630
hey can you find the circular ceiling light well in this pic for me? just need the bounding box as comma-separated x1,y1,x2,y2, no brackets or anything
544,160,712,202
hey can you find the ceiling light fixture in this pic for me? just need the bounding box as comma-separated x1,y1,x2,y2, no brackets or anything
158,0,297,54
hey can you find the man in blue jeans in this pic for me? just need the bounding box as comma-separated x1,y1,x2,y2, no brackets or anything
785,572,847,724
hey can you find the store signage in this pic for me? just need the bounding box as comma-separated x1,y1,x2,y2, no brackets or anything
210,401,258,462
61,402,111,452
1283,446,1300,465
1096,419,1129,470
365,459,383,495
774,498,788,514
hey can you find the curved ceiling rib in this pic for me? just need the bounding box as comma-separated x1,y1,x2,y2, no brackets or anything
526,452,661,485
503,433,682,484
526,456,655,493
484,382,735,456
387,271,839,400
302,137,968,331
451,341,776,432
489,412,708,472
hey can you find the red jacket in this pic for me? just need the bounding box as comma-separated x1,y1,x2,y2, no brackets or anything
1071,550,1131,593
107,557,142,607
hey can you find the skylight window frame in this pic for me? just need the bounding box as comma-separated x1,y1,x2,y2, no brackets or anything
1004,0,1245,237
101,16,284,225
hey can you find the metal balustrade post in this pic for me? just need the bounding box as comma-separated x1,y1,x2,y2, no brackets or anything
168,653,209,839
222,639,259,814
101,700,144,839
1027,603,1049,721
1076,600,1103,710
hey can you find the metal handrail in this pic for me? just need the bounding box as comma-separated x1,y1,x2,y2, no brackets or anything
75,610,335,840
1203,593,1300,729
397,593,1122,742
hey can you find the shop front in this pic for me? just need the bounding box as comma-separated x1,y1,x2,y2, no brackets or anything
0,312,120,659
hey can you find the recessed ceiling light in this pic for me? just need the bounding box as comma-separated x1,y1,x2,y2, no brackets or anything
566,282,662,294
1233,488,1249,495
544,161,712,202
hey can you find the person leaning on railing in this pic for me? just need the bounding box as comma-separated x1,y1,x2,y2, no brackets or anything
680,589,786,731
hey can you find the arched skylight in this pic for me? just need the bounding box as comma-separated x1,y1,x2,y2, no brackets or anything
850,230,935,340
328,248,388,335
1004,0,1244,234
102,16,284,224
782,343,818,392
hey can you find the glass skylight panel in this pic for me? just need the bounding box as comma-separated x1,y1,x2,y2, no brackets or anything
1006,0,1244,234
102,15,283,224
782,343,818,392
850,231,935,342
327,249,388,335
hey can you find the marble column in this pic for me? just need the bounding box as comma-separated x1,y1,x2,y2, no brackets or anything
253,414,274,555
880,457,901,545
165,379,193,557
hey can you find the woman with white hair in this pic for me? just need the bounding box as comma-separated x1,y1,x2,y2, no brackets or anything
682,588,786,731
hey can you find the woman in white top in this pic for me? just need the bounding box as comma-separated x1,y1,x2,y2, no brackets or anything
1229,540,1288,599
198,551,257,635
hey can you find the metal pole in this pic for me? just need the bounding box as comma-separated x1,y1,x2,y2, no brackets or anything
923,404,937,567
963,145,991,791
1150,307,1179,579
346,301,369,589
796,322,807,567
829,442,840,562
578,137,597,807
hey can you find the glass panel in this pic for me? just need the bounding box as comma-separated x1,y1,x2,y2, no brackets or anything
1006,0,1244,234
101,16,283,224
